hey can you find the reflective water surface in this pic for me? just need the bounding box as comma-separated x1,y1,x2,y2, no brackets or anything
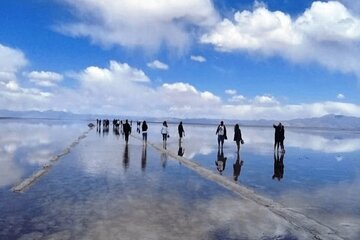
1,119,360,239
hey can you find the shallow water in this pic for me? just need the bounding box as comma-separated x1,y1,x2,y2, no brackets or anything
146,122,360,239
1,119,360,239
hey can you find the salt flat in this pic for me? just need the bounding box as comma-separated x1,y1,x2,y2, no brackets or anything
1,120,359,239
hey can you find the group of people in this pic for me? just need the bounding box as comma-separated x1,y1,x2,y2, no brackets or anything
95,118,286,182
96,118,285,154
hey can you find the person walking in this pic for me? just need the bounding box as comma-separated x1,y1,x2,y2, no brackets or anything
216,121,227,150
161,121,169,149
233,124,244,153
178,121,185,140
141,120,148,144
123,119,131,144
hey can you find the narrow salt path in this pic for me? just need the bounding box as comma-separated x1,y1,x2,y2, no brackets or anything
11,127,94,193
132,135,344,240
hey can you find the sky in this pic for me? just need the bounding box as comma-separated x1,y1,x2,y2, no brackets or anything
1,0,360,120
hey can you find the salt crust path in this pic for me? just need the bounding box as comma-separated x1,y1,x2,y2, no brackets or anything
11,128,93,193
132,135,345,240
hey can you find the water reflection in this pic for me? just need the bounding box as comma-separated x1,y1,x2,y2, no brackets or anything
123,144,130,171
161,152,167,169
177,139,185,157
141,145,147,171
272,151,285,181
215,149,227,175
233,153,243,182
0,120,85,188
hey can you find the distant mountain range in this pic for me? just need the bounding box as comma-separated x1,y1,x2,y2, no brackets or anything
0,110,359,130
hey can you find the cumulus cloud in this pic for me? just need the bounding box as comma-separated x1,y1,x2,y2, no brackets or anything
26,71,63,87
57,0,219,53
1,43,360,120
201,1,360,76
0,44,54,111
0,43,27,83
147,60,169,70
190,55,207,62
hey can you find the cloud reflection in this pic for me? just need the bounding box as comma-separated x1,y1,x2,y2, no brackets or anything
0,120,86,188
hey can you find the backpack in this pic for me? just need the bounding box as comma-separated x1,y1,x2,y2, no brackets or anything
218,125,224,135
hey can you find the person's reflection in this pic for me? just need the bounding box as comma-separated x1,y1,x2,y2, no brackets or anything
272,151,285,181
161,152,167,169
113,127,120,138
123,144,130,171
141,145,147,171
233,152,244,181
215,149,227,175
178,139,185,157
102,126,109,136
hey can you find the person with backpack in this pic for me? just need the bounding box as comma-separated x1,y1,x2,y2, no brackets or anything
216,121,227,150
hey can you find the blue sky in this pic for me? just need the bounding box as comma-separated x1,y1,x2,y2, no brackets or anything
1,0,360,120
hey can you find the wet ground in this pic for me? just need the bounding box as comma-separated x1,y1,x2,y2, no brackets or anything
1,119,360,239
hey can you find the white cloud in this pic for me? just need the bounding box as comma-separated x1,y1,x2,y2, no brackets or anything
1,44,360,120
228,95,246,103
57,0,219,53
78,60,150,84
0,43,54,111
201,1,360,76
0,43,27,84
147,60,169,70
337,93,345,99
190,55,207,62
254,95,279,106
225,89,237,95
26,71,64,87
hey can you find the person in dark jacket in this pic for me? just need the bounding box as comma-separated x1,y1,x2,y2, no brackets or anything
233,124,244,153
123,119,131,144
141,121,148,144
273,122,285,152
178,121,185,140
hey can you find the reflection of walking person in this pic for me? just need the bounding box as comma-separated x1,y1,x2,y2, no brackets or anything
161,121,169,149
216,121,227,150
178,121,185,140
123,144,129,170
123,119,131,144
141,121,148,144
272,151,285,181
233,152,244,181
141,144,147,171
215,149,227,175
273,122,285,152
233,124,244,153
178,140,185,157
